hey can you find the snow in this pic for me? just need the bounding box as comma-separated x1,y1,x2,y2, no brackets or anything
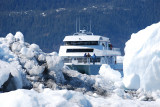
56,8,66,12
123,22,160,91
41,12,46,17
83,8,87,11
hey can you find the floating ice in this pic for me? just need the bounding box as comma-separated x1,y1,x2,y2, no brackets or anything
0,89,160,107
1,29,160,106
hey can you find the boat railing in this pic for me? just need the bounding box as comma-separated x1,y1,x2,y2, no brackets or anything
64,57,101,64
112,48,120,51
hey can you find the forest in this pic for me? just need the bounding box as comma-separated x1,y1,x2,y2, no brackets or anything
0,0,159,54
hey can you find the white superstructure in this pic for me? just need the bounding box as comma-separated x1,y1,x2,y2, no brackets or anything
59,29,122,75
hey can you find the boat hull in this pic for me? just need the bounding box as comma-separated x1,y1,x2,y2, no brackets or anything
67,64,101,75
66,63,123,76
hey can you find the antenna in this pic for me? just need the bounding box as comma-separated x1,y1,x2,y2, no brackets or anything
79,17,80,31
76,18,77,32
90,20,92,32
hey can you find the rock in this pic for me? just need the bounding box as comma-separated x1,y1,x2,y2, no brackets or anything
1,73,16,92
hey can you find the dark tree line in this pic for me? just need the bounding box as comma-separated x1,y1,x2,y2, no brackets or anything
0,0,159,54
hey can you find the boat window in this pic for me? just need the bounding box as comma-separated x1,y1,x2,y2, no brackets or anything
65,41,98,45
66,49,94,52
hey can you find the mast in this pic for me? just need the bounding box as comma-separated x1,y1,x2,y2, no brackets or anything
90,20,91,32
76,18,77,33
79,17,80,32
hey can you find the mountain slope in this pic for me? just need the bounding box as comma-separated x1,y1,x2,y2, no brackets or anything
0,0,159,54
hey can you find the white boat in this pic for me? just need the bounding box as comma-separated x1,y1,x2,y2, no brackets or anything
59,29,122,75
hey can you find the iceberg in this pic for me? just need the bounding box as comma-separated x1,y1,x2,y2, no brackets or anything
123,22,160,91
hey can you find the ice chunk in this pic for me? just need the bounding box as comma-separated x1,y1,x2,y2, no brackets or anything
0,60,23,89
113,88,125,98
46,54,64,71
23,59,44,75
14,32,24,42
38,54,46,62
11,42,24,52
29,44,40,52
123,22,160,91
0,61,10,88
46,54,65,83
123,74,140,90
99,64,121,82
29,65,45,75
6,33,15,44
20,47,34,59
24,60,36,70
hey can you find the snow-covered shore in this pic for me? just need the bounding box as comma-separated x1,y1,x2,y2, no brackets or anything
0,21,160,107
